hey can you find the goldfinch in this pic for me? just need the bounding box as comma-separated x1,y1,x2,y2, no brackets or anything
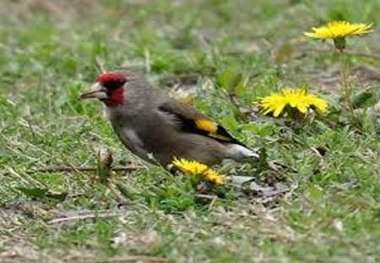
80,71,259,166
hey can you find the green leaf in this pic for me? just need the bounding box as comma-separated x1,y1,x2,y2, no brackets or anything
241,123,277,137
46,191,68,201
305,184,324,203
16,187,48,199
352,87,380,109
216,68,243,92
16,187,67,201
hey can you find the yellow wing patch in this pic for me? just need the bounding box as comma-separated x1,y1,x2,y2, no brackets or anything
195,119,218,133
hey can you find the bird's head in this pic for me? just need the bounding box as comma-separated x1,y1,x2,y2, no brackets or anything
80,71,128,107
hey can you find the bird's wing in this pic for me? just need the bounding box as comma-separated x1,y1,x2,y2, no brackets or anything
158,99,244,145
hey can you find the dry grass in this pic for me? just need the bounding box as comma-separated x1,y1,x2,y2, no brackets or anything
1,0,380,262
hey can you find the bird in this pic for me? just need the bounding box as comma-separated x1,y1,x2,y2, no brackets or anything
80,70,259,167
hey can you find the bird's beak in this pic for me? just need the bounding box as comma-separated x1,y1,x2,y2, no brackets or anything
79,82,108,100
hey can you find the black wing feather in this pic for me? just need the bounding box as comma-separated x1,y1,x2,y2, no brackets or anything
158,101,244,145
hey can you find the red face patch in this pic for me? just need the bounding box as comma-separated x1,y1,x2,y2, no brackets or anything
96,71,127,107
96,72,127,90
104,87,124,107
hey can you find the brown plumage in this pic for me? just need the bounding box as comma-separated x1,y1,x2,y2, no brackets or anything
80,71,259,166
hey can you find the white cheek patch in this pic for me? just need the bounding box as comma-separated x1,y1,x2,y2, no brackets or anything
97,92,109,100
104,107,111,120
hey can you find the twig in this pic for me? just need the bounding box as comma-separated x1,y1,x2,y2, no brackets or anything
208,195,218,210
63,255,168,263
108,181,129,204
26,165,142,174
96,256,169,263
7,167,47,188
195,194,219,200
48,211,123,224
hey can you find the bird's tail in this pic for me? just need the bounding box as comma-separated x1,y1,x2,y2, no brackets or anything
227,144,260,161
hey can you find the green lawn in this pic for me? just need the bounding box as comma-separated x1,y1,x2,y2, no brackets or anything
1,0,380,262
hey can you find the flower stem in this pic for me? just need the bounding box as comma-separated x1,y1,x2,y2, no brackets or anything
339,52,353,113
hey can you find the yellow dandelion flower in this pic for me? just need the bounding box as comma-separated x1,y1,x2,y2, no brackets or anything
304,21,373,50
260,88,328,117
203,169,225,185
172,158,226,185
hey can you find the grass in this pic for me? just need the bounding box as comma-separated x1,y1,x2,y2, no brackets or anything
1,0,380,262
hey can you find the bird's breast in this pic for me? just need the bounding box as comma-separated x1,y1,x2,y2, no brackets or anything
116,127,149,158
